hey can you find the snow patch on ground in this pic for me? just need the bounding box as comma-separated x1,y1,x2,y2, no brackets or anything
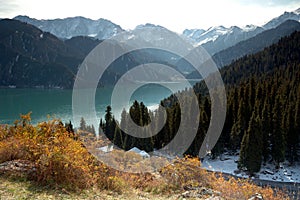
201,152,300,183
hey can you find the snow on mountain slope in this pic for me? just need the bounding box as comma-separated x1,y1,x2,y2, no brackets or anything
264,8,300,30
183,25,264,55
14,15,124,40
183,8,300,55
183,25,233,45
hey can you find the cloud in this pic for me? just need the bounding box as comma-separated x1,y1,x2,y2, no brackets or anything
238,0,299,7
0,0,19,17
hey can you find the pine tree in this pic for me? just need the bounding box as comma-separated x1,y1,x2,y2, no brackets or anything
119,109,129,149
286,104,297,163
104,105,114,140
271,97,286,167
113,122,123,148
261,100,271,162
239,112,263,174
292,95,300,162
80,117,86,130
65,121,74,134
230,100,246,149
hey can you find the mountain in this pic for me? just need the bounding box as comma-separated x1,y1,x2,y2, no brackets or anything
183,8,300,55
13,8,300,56
201,26,264,55
186,20,300,79
135,23,165,30
14,15,124,40
0,19,189,88
212,20,300,68
183,25,264,55
64,36,102,56
0,19,102,88
263,8,300,29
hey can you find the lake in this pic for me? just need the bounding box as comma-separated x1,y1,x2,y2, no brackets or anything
0,84,175,126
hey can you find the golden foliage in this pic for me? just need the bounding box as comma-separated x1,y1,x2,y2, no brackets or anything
0,113,106,190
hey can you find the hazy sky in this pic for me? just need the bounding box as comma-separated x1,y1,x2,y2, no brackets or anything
0,0,300,32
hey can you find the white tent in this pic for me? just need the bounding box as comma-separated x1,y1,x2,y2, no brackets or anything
98,145,114,153
129,147,150,158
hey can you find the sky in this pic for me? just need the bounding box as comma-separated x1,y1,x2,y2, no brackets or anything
0,0,300,33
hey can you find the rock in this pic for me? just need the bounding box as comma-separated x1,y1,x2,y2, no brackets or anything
181,191,191,198
0,160,36,178
181,186,221,199
206,197,224,200
248,193,263,200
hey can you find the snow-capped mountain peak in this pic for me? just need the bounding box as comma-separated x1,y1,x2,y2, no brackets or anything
14,15,124,40
135,23,164,30
242,24,259,32
183,25,243,46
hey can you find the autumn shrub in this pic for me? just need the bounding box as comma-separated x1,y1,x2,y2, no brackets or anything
160,156,211,189
210,173,290,200
0,113,109,190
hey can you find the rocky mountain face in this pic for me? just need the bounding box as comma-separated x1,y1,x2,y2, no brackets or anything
183,25,264,55
263,9,300,29
14,15,124,40
212,20,300,68
183,8,300,55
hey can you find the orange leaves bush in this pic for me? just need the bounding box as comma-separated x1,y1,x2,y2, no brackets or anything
0,113,105,190
160,156,211,189
209,173,290,200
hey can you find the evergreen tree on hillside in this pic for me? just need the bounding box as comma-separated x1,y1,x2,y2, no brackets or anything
80,117,86,130
239,112,263,174
104,105,114,140
291,95,300,162
271,97,286,167
230,100,247,149
261,100,272,162
285,104,297,163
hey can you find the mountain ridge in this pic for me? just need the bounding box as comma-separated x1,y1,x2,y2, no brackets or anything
212,20,300,68
183,7,300,55
14,15,124,40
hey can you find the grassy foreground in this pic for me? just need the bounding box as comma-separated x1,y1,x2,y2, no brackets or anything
0,114,290,199
0,176,184,200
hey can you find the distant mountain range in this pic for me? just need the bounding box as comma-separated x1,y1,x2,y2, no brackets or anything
14,15,123,40
186,19,300,79
213,20,300,68
14,8,300,57
183,8,300,55
183,25,264,55
0,8,300,88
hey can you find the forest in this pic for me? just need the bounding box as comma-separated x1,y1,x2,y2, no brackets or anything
97,31,300,174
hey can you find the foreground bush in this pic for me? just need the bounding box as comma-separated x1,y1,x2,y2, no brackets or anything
0,113,109,190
